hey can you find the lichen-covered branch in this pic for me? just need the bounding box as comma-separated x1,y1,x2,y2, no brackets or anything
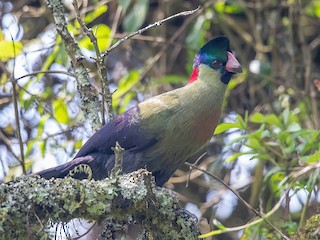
46,0,101,130
0,169,199,239
72,0,114,124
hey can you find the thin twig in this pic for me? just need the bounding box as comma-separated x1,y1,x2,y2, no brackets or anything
186,152,207,187
12,72,26,171
14,70,74,81
68,0,112,22
0,129,21,163
291,162,320,179
113,6,202,99
110,5,122,42
0,40,26,173
113,34,166,43
102,6,201,57
186,163,290,240
199,191,289,238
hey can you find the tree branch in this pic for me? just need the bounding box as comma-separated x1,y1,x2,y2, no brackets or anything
0,169,199,239
102,6,201,58
73,0,114,124
45,0,101,130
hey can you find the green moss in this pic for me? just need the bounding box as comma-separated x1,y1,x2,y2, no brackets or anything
292,213,320,240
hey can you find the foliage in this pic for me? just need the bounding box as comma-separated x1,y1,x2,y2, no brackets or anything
0,30,22,61
215,96,319,238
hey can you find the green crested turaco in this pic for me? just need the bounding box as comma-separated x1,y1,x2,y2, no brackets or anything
37,36,242,186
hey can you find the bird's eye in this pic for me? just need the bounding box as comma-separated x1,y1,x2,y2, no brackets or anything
212,60,222,67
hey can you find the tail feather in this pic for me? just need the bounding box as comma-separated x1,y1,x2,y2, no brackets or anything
35,156,96,180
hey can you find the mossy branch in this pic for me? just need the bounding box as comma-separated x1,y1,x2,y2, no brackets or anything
46,0,101,130
0,169,199,239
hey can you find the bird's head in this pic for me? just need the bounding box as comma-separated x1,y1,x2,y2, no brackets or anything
189,36,242,84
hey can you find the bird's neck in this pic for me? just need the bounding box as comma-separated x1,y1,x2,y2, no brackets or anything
178,65,228,141
188,68,199,84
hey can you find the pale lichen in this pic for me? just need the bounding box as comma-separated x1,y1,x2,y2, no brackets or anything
0,169,199,239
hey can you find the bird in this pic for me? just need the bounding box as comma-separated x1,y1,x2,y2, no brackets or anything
36,36,242,186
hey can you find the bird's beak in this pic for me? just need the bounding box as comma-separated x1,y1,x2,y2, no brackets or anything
226,51,242,73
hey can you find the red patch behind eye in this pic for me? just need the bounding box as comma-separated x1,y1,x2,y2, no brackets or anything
188,68,199,84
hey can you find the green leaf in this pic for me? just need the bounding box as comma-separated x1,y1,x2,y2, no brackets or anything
227,73,246,91
0,32,23,61
118,0,132,12
227,134,249,146
78,36,92,50
93,24,112,51
117,91,136,113
283,221,298,235
186,15,207,50
282,108,290,125
26,139,36,157
123,0,149,32
268,171,286,197
265,114,282,127
263,166,283,182
53,100,70,124
250,112,265,123
74,139,83,150
286,122,301,132
79,24,112,51
214,122,241,134
112,70,140,112
84,5,108,24
261,129,271,138
251,153,271,161
305,1,320,18
23,96,37,110
236,114,248,130
250,124,265,139
225,152,252,163
246,137,263,152
40,41,64,78
250,112,281,127
55,43,69,65
301,152,320,163
38,115,50,137
214,1,244,14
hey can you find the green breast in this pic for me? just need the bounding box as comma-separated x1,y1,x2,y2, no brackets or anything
138,64,228,166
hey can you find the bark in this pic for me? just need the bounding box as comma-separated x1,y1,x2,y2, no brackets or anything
0,169,199,239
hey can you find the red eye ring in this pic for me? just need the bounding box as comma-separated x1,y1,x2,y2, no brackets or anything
212,60,222,67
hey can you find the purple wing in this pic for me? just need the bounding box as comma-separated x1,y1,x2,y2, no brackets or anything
76,106,156,157
36,106,157,180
